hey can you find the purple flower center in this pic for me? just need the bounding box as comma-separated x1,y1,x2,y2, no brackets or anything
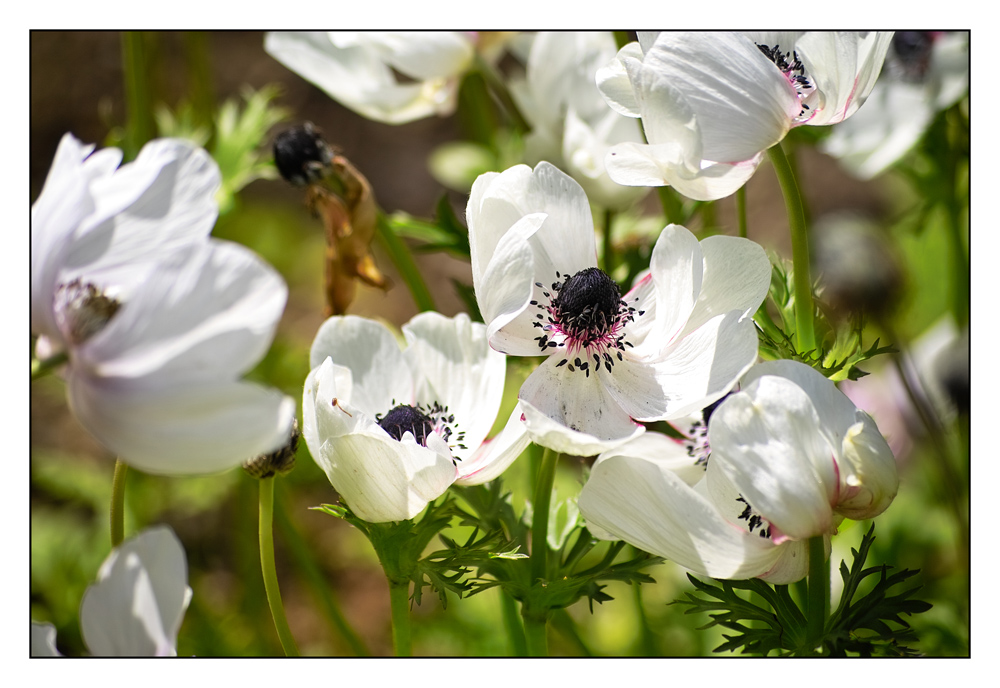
376,402,466,452
530,267,642,377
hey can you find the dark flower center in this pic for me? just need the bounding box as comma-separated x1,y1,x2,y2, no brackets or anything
273,122,334,187
376,402,467,453
55,279,122,345
756,42,814,119
530,267,642,377
377,405,435,445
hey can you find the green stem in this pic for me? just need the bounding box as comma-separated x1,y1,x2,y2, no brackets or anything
601,208,615,274
120,31,156,160
736,185,748,239
182,31,215,133
258,477,300,657
767,143,815,355
804,536,829,653
388,581,412,656
375,213,436,313
530,447,559,583
522,612,549,657
31,352,69,381
110,459,128,548
500,591,527,656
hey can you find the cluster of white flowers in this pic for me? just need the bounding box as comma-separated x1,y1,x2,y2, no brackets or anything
33,32,918,654
282,31,903,586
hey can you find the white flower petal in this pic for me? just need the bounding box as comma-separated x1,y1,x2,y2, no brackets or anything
578,452,786,580
80,526,191,657
478,213,547,355
643,32,797,163
67,139,219,279
640,224,703,352
596,42,644,117
709,375,837,540
80,241,287,387
596,432,707,487
796,31,893,126
314,432,457,522
519,358,643,455
266,32,455,124
677,234,772,338
367,32,473,81
309,315,414,416
455,406,530,485
402,312,506,454
837,416,899,520
67,372,296,475
31,622,62,657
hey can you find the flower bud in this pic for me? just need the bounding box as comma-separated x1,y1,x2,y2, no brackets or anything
273,123,334,186
243,419,300,479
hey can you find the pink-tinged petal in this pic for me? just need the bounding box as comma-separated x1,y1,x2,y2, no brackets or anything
519,358,643,455
578,452,787,580
455,406,530,485
796,32,893,126
402,312,506,455
67,372,296,476
643,32,798,163
709,375,838,540
314,431,458,523
836,415,898,520
309,315,414,417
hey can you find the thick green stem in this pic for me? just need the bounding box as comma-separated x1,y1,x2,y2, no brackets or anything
473,54,530,133
736,186,748,239
388,581,412,656
768,143,815,355
375,213,436,313
804,536,829,653
530,447,559,583
258,477,300,657
110,459,128,548
522,612,549,657
500,591,527,656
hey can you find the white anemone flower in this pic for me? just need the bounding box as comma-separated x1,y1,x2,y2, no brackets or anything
467,162,771,456
578,360,898,583
509,32,648,210
302,312,529,523
32,134,296,475
31,526,192,657
822,31,969,179
598,31,893,200
264,31,476,125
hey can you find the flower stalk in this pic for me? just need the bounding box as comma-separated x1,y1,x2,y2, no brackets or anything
375,212,437,313
768,142,816,355
30,352,68,380
804,535,829,653
110,459,128,548
388,580,412,656
258,476,300,657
